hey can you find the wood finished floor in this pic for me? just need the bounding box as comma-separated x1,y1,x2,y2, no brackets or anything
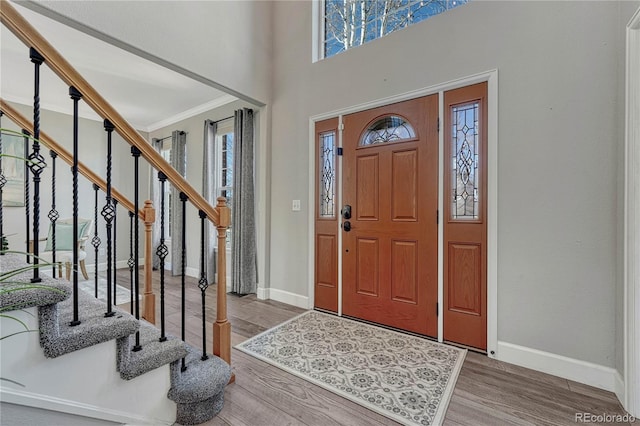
116,269,631,426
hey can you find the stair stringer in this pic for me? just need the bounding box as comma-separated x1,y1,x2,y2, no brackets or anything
0,306,177,425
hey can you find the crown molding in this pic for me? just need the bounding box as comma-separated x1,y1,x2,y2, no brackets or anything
144,95,238,133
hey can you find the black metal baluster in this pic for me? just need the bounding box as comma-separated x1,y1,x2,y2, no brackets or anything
22,130,31,263
69,86,82,326
92,184,101,297
112,199,118,304
128,210,135,316
0,112,4,256
48,150,59,276
131,146,142,352
156,172,168,342
30,48,46,283
198,210,209,361
180,192,188,372
102,120,116,316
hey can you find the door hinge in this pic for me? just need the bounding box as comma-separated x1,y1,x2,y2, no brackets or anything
436,210,439,224
337,147,343,156
436,302,439,316
339,123,345,131
437,117,440,132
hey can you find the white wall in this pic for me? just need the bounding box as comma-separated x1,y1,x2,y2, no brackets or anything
26,0,273,106
269,0,636,368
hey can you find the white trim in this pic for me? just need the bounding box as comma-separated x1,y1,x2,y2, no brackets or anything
0,388,172,425
486,71,499,358
265,288,310,309
437,92,445,343
144,95,237,132
497,342,619,392
311,0,324,63
308,69,498,353
624,6,640,418
256,286,269,300
307,118,316,309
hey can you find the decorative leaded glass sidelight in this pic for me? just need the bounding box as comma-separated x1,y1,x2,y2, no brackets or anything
360,115,416,146
319,131,336,218
451,102,480,219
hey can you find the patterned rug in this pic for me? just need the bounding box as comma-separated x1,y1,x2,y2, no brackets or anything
236,310,466,425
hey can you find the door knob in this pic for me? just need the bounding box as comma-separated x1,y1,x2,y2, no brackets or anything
343,221,351,232
341,205,352,220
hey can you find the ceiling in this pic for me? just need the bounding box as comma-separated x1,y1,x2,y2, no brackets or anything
0,2,237,132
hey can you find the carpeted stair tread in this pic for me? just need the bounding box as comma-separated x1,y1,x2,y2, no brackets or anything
117,320,188,380
167,344,231,425
0,253,71,310
167,343,231,403
39,292,139,358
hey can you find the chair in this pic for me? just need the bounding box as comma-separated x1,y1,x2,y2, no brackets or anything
31,218,93,281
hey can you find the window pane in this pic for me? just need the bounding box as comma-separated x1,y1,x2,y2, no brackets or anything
324,0,470,58
451,102,479,220
360,115,416,146
319,131,336,218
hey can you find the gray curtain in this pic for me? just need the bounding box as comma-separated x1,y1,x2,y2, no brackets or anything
202,120,217,283
171,130,187,276
150,138,162,270
231,109,257,295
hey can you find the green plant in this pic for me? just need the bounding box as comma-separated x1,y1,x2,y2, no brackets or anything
1,235,7,252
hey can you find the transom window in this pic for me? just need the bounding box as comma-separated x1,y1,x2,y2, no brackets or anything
323,0,469,58
360,115,416,146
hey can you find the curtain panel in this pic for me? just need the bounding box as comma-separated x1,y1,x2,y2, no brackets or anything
171,130,187,276
231,108,257,295
149,138,162,270
202,120,217,283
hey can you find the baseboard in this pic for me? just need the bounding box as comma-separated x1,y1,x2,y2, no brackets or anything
497,341,618,392
263,288,310,309
0,387,173,425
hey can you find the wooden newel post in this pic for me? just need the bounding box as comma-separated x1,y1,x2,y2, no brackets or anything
142,199,156,324
213,197,232,373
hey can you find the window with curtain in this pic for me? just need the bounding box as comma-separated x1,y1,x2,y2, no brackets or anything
214,119,234,248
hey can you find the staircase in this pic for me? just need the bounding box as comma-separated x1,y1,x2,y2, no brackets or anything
1,253,231,425
0,0,234,423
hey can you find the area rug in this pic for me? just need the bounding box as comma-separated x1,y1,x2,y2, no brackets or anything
236,310,466,426
78,277,135,306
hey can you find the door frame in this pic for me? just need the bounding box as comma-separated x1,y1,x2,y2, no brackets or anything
308,69,499,357
624,6,640,417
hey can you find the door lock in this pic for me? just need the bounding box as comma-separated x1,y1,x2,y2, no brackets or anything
341,205,352,220
343,221,351,232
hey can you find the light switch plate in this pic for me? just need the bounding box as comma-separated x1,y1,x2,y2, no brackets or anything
292,200,301,211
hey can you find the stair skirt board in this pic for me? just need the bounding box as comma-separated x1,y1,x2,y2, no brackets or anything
0,253,232,425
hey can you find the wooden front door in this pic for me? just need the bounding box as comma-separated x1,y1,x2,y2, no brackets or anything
341,95,438,336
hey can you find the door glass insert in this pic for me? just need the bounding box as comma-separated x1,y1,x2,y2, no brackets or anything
451,102,479,220
359,115,416,146
319,131,336,218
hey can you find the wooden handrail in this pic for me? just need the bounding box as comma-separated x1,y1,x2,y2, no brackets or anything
0,0,219,225
1,99,142,217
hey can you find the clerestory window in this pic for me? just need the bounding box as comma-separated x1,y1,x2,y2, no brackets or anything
322,0,469,59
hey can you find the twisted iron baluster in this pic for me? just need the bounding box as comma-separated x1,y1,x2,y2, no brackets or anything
22,130,31,263
157,172,168,342
92,184,101,298
102,120,116,316
180,192,188,372
48,150,59,276
69,86,82,326
131,146,142,352
112,199,118,304
30,48,46,283
198,210,209,361
128,210,135,316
